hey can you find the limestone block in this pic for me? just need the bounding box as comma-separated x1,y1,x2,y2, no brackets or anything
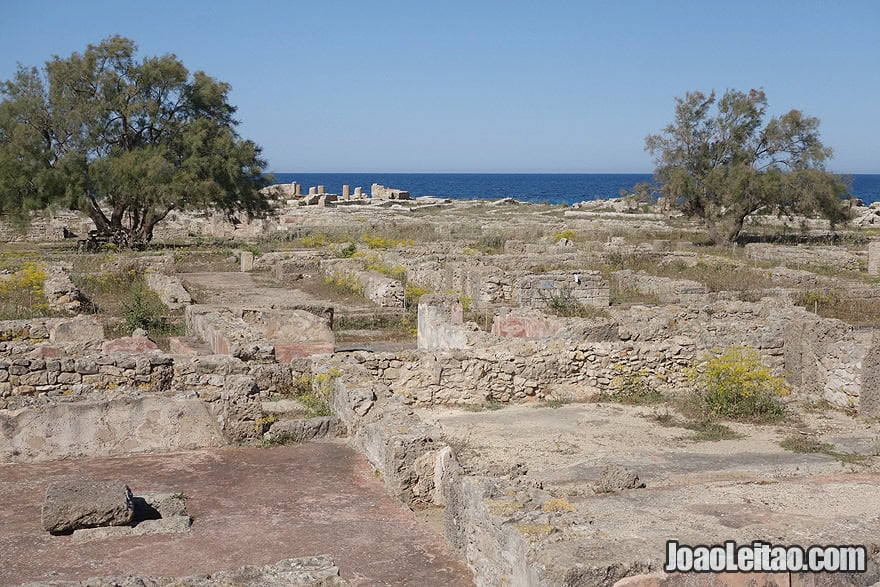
101,336,160,354
240,250,254,272
41,480,134,534
49,315,105,345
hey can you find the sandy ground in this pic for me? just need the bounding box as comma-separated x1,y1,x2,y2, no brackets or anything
0,442,472,587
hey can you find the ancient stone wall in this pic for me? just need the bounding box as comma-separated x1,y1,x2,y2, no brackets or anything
0,211,93,242
370,184,411,200
745,243,864,271
612,269,709,304
417,295,468,351
321,259,405,308
356,336,695,406
185,305,276,362
0,353,311,462
515,271,610,309
143,271,192,310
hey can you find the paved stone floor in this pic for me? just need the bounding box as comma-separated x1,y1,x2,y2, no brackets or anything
0,442,473,587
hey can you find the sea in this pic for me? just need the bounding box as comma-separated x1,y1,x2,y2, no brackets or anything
269,173,880,206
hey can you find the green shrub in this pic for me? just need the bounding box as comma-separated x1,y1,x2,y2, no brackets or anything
687,347,788,422
336,242,357,258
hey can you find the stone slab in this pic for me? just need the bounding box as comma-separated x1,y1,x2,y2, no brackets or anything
41,479,134,535
101,336,160,354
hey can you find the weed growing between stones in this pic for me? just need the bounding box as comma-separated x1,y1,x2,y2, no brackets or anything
794,289,880,326
292,369,341,418
681,421,743,441
603,371,665,405
336,242,357,258
778,434,867,465
460,401,505,412
686,346,788,423
540,286,609,319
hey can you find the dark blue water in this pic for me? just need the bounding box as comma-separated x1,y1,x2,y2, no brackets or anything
269,173,880,205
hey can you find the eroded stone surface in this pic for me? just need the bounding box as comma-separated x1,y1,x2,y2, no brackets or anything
41,479,134,535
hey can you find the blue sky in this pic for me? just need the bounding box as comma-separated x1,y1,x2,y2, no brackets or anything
2,1,878,173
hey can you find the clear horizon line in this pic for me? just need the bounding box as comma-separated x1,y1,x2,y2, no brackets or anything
268,170,879,175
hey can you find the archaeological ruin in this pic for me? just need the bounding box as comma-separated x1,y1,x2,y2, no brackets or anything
1,187,880,586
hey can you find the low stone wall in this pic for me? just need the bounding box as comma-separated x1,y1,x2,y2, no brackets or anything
0,354,174,400
0,354,311,462
370,183,410,200
0,211,92,242
327,356,449,507
745,243,864,271
240,308,335,361
516,271,610,309
321,259,404,308
612,269,709,304
356,335,695,406
43,264,85,313
185,305,276,362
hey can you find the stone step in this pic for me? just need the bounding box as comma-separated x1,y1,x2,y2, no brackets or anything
167,336,212,356
261,399,309,418
263,416,344,444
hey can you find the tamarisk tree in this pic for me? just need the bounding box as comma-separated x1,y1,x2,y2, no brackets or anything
0,35,271,243
645,89,849,246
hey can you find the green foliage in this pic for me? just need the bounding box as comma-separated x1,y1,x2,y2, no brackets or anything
778,434,867,464
336,242,357,258
241,244,262,258
404,282,431,309
645,89,850,245
682,421,743,442
0,36,271,244
121,284,167,332
687,347,788,422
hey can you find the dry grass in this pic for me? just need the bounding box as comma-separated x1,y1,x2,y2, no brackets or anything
794,291,880,326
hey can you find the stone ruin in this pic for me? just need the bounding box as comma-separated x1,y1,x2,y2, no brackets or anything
4,194,880,586
370,183,410,200
41,479,191,541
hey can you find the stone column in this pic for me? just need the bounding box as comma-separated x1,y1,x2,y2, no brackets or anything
294,182,302,196
308,186,317,196
317,185,325,195
240,251,254,272
869,241,880,277
354,187,363,198
342,185,350,200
